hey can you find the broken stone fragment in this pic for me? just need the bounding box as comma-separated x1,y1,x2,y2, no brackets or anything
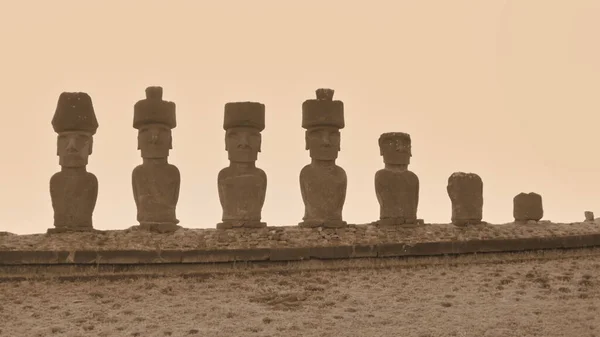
447,172,483,226
513,192,543,222
584,211,594,222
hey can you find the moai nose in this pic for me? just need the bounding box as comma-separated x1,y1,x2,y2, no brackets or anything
150,132,159,144
66,138,78,153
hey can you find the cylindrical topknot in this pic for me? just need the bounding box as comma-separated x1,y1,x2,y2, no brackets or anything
316,88,334,101
145,86,163,100
302,88,344,129
223,102,265,131
379,132,411,145
133,86,176,129
52,92,99,135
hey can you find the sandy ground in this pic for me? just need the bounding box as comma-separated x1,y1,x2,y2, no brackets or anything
1,250,599,337
2,221,600,251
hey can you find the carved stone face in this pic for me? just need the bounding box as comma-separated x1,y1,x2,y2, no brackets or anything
225,126,261,162
379,136,411,165
57,131,93,167
138,124,172,159
306,126,341,161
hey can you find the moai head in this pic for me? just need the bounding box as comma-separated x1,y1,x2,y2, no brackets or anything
52,92,99,168
379,132,412,166
302,89,344,161
224,102,265,163
133,87,176,159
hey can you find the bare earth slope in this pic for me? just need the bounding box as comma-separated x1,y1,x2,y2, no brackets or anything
1,249,599,337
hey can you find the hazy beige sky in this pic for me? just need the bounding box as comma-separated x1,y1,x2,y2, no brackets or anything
1,0,599,234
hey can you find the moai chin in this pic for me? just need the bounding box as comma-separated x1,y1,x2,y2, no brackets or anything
447,172,484,226
375,132,422,227
513,192,543,224
217,102,267,229
48,92,99,234
299,88,347,228
132,86,181,233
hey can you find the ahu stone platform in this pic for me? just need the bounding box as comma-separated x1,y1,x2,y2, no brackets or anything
1,221,600,266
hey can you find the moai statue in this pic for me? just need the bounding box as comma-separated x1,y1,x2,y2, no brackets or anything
375,132,421,227
299,88,347,228
49,92,99,233
584,211,595,222
217,102,267,229
513,192,543,224
447,172,484,226
132,87,181,233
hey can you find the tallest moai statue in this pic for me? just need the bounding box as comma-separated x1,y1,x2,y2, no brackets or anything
299,88,347,228
132,86,181,233
49,92,99,233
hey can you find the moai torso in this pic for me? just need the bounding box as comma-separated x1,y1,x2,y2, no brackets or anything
447,172,484,226
300,163,347,225
50,169,98,230
132,87,180,232
217,102,267,229
49,92,99,233
218,165,267,226
374,132,420,226
132,162,180,226
375,169,419,224
513,192,543,223
299,88,347,228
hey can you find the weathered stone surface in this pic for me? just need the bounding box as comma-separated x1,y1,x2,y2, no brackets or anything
217,102,267,229
585,211,594,222
132,87,180,233
299,89,347,228
49,92,99,233
375,132,420,226
447,172,484,226
3,222,600,254
513,192,543,222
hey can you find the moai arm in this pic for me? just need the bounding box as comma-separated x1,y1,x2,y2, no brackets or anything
88,173,99,216
374,171,385,207
258,169,267,210
337,167,348,211
414,173,420,210
171,165,181,206
217,168,227,211
132,168,140,209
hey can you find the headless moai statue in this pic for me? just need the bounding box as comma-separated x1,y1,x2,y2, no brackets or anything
132,87,181,233
584,211,595,222
513,192,543,223
299,89,347,228
48,92,99,233
375,132,422,227
447,172,484,226
217,102,267,229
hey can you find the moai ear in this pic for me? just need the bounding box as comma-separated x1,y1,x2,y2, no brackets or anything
305,130,309,151
168,131,173,150
258,133,262,153
224,133,228,151
88,136,94,155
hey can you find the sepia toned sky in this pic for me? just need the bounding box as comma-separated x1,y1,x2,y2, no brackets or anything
1,0,599,234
